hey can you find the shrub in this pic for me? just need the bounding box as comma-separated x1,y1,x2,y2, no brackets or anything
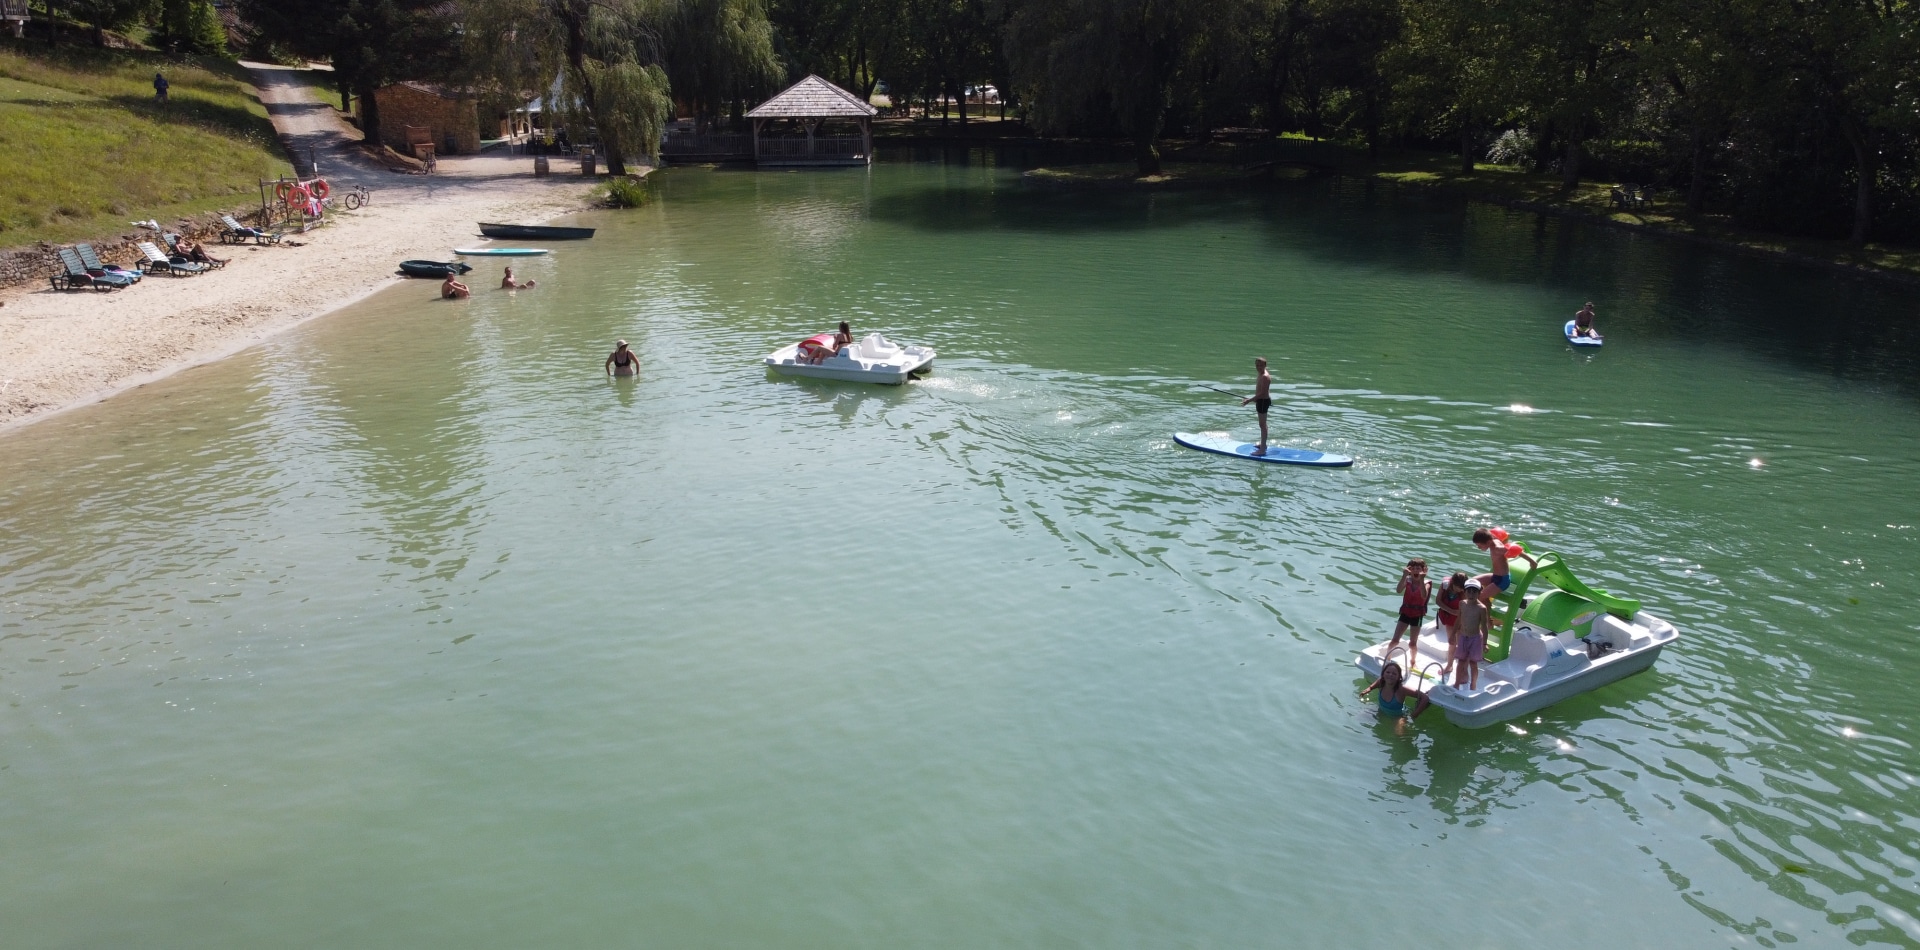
1485,128,1535,167
603,175,650,208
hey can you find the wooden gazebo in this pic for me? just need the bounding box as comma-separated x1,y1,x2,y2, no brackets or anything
746,75,877,167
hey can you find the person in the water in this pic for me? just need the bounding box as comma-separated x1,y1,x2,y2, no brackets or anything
441,274,470,299
501,266,537,289
605,340,637,377
1361,660,1431,724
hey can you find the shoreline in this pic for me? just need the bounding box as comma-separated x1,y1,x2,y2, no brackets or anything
1017,157,1920,289
0,175,601,437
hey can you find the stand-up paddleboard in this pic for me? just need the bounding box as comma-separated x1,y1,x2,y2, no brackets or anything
453,247,550,256
1565,320,1603,347
1174,432,1353,467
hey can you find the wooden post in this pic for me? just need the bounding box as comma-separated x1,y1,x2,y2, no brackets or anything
861,117,872,165
752,118,763,163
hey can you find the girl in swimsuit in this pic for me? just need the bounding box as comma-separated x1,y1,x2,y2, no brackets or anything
1387,558,1431,667
605,340,637,377
1434,572,1468,676
833,321,853,353
1361,661,1430,726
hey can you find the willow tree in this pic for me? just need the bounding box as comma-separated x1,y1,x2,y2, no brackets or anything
1002,0,1241,175
660,0,783,126
462,0,676,173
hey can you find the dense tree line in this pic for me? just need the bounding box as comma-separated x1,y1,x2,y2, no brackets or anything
234,0,1916,243
29,0,228,53
777,0,1920,244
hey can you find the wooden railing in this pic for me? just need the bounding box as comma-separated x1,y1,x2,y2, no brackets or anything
661,132,751,157
757,136,866,158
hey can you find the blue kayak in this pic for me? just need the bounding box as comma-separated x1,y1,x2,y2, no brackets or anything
1565,320,1603,347
1173,432,1353,467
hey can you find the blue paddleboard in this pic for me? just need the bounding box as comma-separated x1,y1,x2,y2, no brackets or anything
1173,432,1353,467
453,247,550,256
1564,320,1603,347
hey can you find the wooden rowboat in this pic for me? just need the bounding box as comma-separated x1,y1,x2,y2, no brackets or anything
477,223,595,240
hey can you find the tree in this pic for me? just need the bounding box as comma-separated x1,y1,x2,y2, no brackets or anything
64,0,151,47
1003,0,1233,174
1390,0,1514,173
659,0,783,126
459,0,669,173
239,0,460,146
155,0,229,56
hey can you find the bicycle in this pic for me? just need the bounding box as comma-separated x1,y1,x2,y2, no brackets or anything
341,182,372,210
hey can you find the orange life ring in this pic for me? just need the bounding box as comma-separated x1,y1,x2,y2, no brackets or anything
274,181,294,202
309,179,329,200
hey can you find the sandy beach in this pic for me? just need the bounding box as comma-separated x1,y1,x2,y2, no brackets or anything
0,64,601,434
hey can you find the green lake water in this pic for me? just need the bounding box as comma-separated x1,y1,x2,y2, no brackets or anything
3,152,1918,947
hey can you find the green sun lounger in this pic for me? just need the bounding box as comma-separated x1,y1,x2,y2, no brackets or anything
51,247,132,291
75,243,142,283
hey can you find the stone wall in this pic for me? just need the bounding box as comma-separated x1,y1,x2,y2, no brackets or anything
0,208,270,292
372,83,480,156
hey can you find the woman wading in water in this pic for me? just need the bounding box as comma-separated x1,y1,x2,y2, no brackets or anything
605,340,638,377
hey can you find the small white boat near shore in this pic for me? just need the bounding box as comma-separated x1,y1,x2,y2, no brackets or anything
765,332,935,385
1355,552,1679,728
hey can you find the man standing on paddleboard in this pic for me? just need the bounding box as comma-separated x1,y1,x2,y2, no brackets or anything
1240,357,1273,456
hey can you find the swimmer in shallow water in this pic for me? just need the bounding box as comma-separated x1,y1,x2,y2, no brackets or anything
501,265,537,290
1361,660,1431,726
441,274,470,299
605,339,637,377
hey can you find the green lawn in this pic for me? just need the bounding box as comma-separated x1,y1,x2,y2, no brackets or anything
0,41,290,246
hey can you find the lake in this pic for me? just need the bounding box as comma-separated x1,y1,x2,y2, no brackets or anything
2,150,1916,947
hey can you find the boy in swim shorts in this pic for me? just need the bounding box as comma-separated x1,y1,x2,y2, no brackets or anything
1453,580,1490,689
1239,357,1273,456
1472,527,1536,600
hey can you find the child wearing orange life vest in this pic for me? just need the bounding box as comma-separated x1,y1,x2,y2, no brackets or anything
1472,527,1537,601
1386,558,1431,667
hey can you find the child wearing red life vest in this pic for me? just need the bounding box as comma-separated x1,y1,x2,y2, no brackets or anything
1434,571,1468,676
1387,558,1431,668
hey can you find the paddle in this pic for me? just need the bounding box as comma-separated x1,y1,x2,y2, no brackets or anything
1204,385,1251,402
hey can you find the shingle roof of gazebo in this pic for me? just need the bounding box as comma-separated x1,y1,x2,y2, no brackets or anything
746,74,877,119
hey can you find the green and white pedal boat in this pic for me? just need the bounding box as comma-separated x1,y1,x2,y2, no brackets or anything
1355,552,1679,728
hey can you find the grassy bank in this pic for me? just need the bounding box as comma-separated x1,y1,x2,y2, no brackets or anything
0,41,288,246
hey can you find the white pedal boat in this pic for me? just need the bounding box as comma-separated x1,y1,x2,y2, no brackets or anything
1355,552,1680,728
765,332,935,385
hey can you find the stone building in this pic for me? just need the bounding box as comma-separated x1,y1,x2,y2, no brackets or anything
368,82,480,156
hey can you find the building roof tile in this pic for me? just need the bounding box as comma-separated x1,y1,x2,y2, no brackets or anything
746,74,876,119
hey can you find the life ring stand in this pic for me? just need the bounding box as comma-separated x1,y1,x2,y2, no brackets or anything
273,179,328,203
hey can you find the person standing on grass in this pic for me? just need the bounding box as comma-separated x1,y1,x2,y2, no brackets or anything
1239,357,1273,456
153,72,169,105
